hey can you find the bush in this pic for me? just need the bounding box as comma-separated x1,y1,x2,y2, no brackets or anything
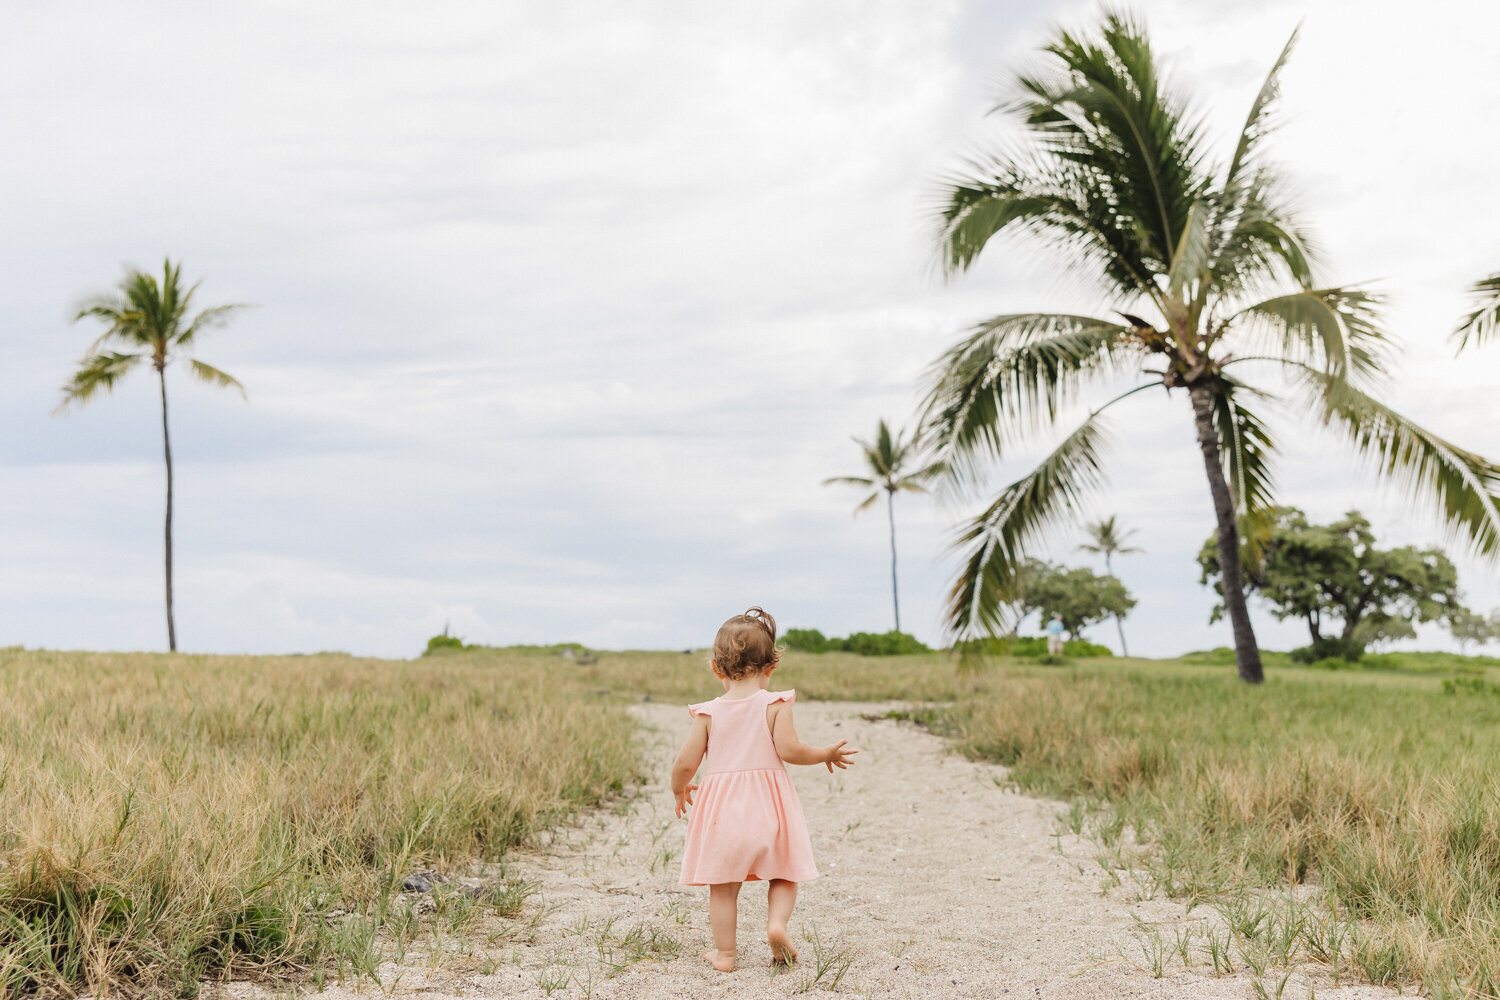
1442,676,1500,696
1306,656,1362,671
424,634,467,655
839,631,930,656
1010,636,1114,658
783,629,930,656
1290,636,1364,663
783,628,831,653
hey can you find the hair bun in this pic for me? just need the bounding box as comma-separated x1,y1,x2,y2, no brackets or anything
742,606,776,636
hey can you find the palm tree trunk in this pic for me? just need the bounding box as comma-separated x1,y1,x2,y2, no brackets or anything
886,489,900,633
159,368,177,653
1105,553,1129,657
1189,384,1262,683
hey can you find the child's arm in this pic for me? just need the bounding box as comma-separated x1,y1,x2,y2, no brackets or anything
769,703,857,772
670,714,711,818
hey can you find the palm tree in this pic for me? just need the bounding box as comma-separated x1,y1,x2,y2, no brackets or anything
1453,272,1500,352
824,420,944,632
921,14,1500,683
1078,515,1141,655
58,259,248,652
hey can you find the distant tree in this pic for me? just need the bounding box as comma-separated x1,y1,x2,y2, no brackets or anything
1078,515,1142,655
58,259,248,652
1453,272,1500,353
1198,508,1466,659
1450,608,1500,654
824,419,944,632
1018,559,1136,640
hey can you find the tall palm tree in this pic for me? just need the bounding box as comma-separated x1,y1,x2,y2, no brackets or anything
921,14,1500,683
1453,272,1500,352
1078,515,1141,655
58,259,248,652
824,420,944,632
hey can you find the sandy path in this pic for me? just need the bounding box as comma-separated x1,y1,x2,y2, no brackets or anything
256,701,1402,999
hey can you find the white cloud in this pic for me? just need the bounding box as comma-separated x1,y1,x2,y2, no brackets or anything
1,0,1496,659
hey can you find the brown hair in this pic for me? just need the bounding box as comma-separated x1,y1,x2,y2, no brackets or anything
712,607,781,680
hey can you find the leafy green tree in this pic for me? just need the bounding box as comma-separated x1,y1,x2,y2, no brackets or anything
920,13,1500,682
1450,608,1500,654
1453,272,1500,352
824,419,944,632
1197,508,1466,659
1078,514,1142,655
1018,559,1136,641
58,260,248,652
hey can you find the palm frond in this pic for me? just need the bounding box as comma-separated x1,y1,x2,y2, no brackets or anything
188,359,246,398
1010,11,1211,269
177,303,252,349
1205,173,1318,302
1225,286,1388,382
1223,27,1299,192
1452,271,1500,353
945,411,1113,641
823,476,876,488
56,351,144,411
920,313,1135,479
1295,366,1500,559
1210,375,1278,560
936,163,1160,298
1166,199,1210,300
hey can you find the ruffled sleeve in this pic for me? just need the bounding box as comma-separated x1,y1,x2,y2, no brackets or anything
688,701,714,718
766,689,795,705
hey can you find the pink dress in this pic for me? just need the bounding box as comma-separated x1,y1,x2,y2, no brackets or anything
678,688,819,886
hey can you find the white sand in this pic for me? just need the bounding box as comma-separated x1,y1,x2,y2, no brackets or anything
245,700,1404,999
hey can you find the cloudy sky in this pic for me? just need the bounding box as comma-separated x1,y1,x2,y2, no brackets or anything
3,0,1497,659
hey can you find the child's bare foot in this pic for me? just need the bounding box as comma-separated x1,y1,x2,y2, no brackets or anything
767,925,798,965
702,948,736,972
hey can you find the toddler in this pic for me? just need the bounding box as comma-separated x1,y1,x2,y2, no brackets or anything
670,607,857,972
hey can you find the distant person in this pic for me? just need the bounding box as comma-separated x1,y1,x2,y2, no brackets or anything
670,607,857,972
1046,613,1066,656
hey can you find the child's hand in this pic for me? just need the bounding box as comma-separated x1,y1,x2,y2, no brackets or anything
674,782,698,819
821,740,858,772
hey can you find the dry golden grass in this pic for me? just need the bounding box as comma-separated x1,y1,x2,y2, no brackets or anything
12,640,1500,997
946,659,1500,997
0,647,637,996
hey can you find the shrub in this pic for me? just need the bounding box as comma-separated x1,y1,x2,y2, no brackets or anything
1443,676,1500,696
1010,636,1114,658
839,631,930,656
1290,636,1364,663
1306,656,1362,671
783,628,832,653
423,634,467,655
783,629,929,656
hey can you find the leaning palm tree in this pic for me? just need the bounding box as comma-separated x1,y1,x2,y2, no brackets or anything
824,420,944,632
921,13,1500,683
1453,272,1500,352
1078,515,1141,655
58,259,248,652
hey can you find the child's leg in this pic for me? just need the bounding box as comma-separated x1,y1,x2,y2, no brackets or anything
766,879,798,964
704,882,740,972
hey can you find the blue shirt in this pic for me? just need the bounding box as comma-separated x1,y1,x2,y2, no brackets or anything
1045,619,1064,637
